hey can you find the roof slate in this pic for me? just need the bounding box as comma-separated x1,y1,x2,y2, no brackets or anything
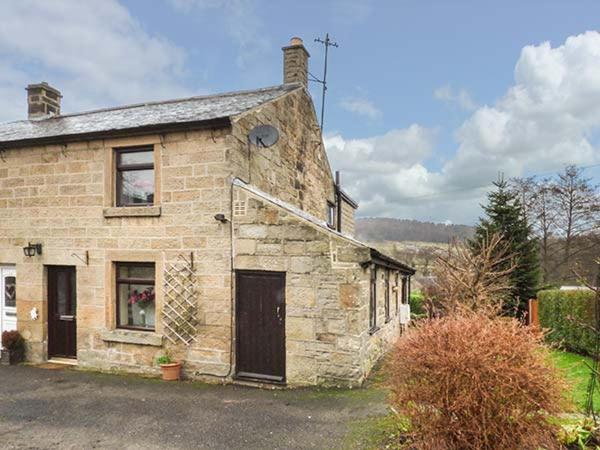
0,84,299,146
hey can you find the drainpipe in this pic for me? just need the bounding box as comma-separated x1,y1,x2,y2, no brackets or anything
335,171,342,233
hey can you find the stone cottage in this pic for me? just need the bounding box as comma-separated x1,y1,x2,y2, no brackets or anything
0,37,415,386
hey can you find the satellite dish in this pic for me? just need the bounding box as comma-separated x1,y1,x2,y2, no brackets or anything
248,124,279,148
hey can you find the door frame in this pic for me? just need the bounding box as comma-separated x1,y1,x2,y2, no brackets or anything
47,265,77,359
234,269,286,384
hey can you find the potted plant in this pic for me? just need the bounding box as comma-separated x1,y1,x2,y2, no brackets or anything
156,352,181,381
1,330,25,365
128,287,155,328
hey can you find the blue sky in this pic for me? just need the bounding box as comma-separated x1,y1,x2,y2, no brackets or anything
2,1,600,224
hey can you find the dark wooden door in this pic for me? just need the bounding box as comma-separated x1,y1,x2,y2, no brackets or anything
48,266,77,359
236,271,285,382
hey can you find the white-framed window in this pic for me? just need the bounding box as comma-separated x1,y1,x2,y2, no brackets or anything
327,201,336,228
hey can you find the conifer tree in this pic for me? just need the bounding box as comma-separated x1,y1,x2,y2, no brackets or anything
472,178,540,317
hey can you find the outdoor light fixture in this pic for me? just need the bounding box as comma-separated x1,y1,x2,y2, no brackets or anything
214,213,228,223
23,243,42,257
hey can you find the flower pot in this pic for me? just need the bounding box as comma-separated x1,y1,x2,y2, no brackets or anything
1,348,24,365
160,362,181,381
0,349,9,366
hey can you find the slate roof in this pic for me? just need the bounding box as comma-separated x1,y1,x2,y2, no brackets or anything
0,84,300,147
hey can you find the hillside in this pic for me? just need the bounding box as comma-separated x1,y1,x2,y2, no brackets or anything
356,218,475,244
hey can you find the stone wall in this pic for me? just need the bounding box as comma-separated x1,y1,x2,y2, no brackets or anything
228,88,337,223
0,129,234,376
340,199,356,237
360,266,404,378
0,87,390,386
232,184,401,386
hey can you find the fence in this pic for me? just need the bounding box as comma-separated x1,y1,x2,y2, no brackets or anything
528,298,539,327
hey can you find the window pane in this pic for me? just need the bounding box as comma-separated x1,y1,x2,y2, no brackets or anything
57,271,68,316
327,204,335,226
119,169,154,205
120,150,153,166
118,265,154,281
118,282,155,329
4,276,15,308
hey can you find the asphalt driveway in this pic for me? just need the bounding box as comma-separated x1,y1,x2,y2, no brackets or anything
0,365,386,449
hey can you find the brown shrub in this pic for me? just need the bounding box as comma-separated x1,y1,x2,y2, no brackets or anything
385,312,568,450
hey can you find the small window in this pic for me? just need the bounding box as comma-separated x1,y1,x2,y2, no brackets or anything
233,200,246,216
116,263,155,331
4,275,15,308
384,269,390,322
369,267,377,332
395,272,400,312
327,202,336,228
115,147,155,206
402,277,408,304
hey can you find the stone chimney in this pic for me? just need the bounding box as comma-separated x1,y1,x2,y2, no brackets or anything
282,37,310,87
26,82,62,119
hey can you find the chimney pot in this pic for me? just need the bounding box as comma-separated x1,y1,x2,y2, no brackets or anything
282,36,310,87
26,82,62,119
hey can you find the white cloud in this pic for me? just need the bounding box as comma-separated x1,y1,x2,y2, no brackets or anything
325,126,444,218
166,0,268,68
328,31,600,224
434,84,477,111
0,0,192,121
340,97,382,119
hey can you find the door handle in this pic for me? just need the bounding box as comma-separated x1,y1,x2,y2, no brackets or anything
276,306,282,321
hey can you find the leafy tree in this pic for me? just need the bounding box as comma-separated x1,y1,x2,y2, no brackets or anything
473,178,539,317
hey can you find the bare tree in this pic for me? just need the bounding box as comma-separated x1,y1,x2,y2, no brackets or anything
510,177,555,282
512,167,600,284
552,166,600,277
510,176,538,225
534,179,559,283
426,233,516,317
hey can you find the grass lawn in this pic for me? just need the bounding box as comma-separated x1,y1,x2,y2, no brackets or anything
551,350,600,412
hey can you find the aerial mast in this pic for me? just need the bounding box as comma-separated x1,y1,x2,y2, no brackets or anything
311,33,339,131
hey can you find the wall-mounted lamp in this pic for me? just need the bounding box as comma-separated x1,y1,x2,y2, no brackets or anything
23,242,42,257
214,213,229,223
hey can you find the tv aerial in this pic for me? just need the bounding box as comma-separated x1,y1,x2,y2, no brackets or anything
310,33,339,131
248,124,279,148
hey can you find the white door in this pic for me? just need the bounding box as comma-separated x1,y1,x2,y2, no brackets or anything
0,266,17,335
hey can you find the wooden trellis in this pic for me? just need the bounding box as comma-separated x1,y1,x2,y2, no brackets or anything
162,254,198,345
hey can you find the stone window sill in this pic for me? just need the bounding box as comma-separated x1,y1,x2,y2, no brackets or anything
103,206,161,218
101,329,163,347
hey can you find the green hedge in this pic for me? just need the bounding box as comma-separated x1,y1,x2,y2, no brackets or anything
538,289,597,356
409,290,426,318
